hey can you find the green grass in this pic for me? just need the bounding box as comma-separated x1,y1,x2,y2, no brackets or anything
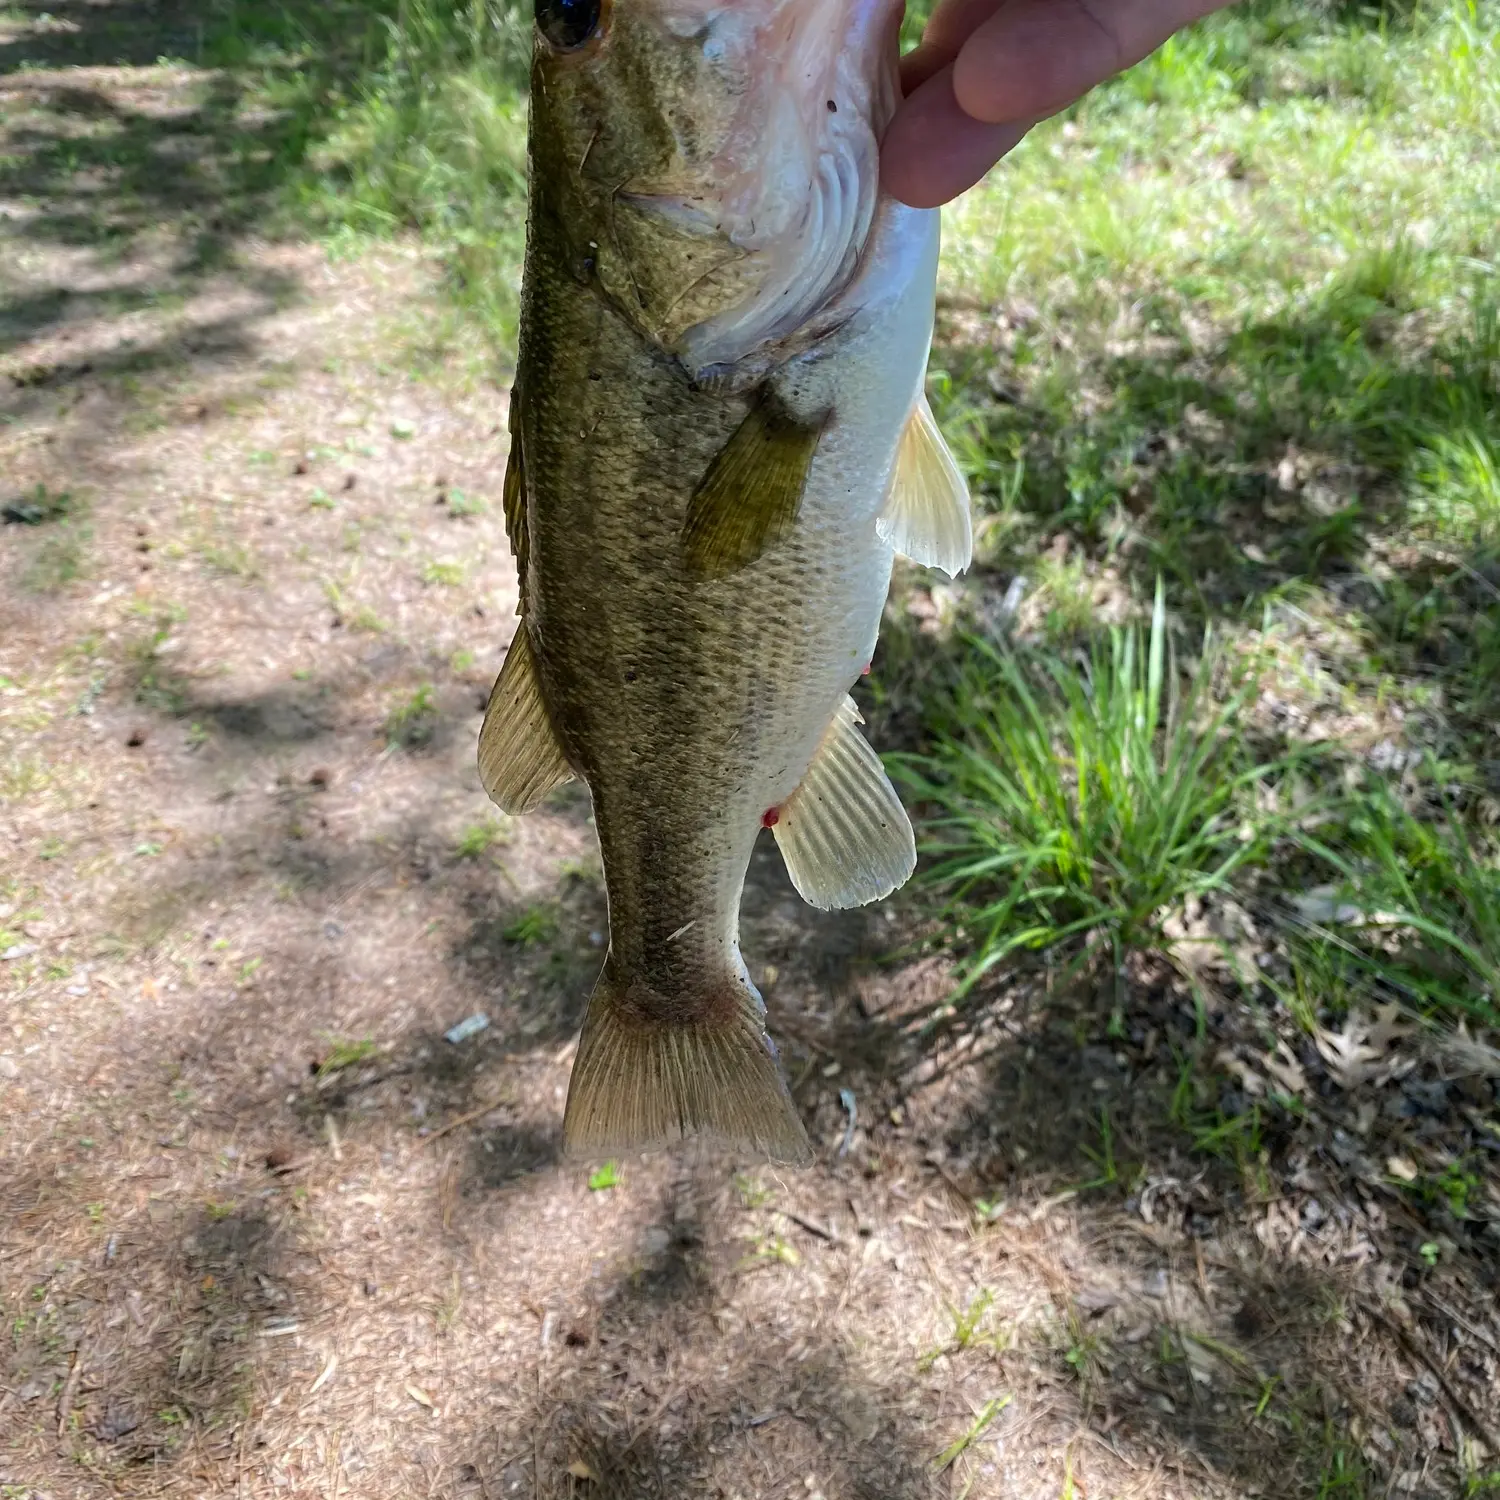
0,0,532,362
897,0,1500,1048
897,587,1298,1008
384,683,438,748
454,820,506,860
421,559,465,587
1287,777,1500,1026
316,1035,377,1075
503,905,556,947
930,2,1499,663
207,0,532,349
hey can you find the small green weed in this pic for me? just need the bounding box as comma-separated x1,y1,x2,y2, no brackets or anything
20,515,89,593
733,1171,774,1209
1412,1158,1481,1220
735,1231,799,1270
1062,1325,1105,1387
1078,1104,1120,1189
919,1288,1007,1370
932,1395,1011,1472
385,684,438,748
587,1161,621,1192
504,906,557,946
317,1035,376,1075
454,821,505,859
198,538,261,580
350,605,389,633
444,488,486,517
421,559,464,587
1315,1442,1370,1499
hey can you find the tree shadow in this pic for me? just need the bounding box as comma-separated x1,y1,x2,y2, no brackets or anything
832,937,1498,1497
452,1164,945,1500
0,1152,296,1477
933,256,1500,746
1,0,502,483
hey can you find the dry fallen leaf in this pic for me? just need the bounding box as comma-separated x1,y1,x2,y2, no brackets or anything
1439,1021,1500,1078
1263,1040,1308,1096
1214,1048,1266,1097
406,1382,434,1409
1367,1003,1414,1052
567,1459,599,1482
1316,1009,1415,1089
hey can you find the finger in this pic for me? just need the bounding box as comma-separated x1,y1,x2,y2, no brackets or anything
921,0,1014,53
900,0,1008,94
952,0,1230,125
882,64,1033,209
899,40,951,95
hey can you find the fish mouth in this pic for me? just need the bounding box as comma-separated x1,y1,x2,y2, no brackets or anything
626,0,904,373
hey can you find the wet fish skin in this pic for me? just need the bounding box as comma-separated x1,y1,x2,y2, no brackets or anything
481,0,970,1163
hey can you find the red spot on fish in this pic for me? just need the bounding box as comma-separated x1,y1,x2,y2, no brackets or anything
860,661,872,676
761,807,780,829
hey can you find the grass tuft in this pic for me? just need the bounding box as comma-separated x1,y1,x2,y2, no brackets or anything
897,585,1295,1002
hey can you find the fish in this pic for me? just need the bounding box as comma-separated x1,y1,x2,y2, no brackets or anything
479,0,972,1165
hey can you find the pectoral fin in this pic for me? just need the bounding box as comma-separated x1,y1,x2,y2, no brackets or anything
478,626,574,814
682,391,826,580
876,393,972,579
772,697,916,911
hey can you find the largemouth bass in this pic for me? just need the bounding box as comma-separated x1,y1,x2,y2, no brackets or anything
480,0,972,1164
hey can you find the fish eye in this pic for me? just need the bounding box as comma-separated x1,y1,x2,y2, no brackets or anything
536,0,603,51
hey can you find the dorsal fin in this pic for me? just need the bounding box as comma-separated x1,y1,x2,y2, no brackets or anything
876,393,972,579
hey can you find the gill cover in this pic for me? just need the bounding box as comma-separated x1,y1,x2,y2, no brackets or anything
527,0,903,374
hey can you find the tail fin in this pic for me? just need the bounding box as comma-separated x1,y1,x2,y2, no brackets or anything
563,969,811,1166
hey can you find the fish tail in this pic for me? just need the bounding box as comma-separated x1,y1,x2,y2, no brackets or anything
563,969,811,1166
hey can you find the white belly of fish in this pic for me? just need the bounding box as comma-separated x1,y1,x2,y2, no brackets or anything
740,201,942,820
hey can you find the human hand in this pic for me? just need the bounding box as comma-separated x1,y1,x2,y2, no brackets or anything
883,0,1236,208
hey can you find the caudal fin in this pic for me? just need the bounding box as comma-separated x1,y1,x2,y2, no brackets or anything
563,969,811,1166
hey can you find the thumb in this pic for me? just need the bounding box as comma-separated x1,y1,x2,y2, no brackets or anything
952,0,1232,126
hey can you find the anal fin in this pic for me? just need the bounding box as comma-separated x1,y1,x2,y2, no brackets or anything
682,389,827,580
876,392,972,579
772,697,916,911
564,966,811,1166
478,626,574,814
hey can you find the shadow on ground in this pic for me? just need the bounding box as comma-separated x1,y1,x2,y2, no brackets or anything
929,258,1500,742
